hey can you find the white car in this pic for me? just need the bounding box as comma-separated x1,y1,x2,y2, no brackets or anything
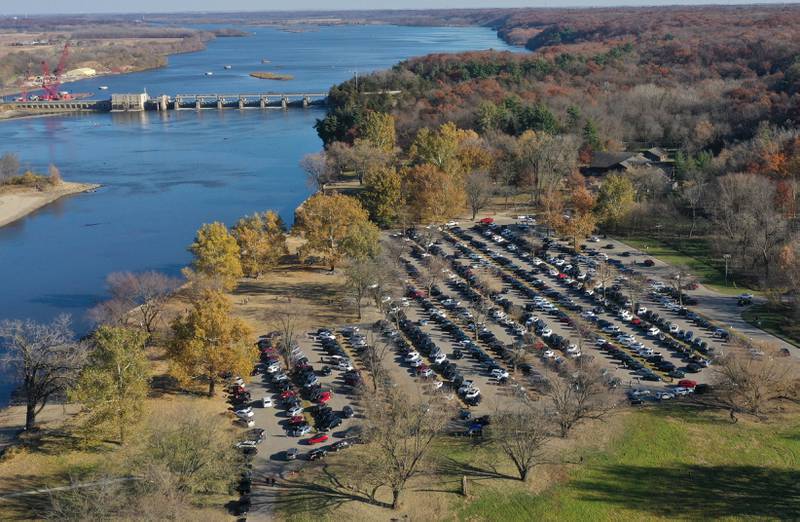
235,440,259,449
261,397,274,408
647,327,661,337
656,391,674,400
540,328,553,337
543,349,556,359
429,380,444,391
235,408,254,419
432,353,447,365
410,358,424,368
464,388,481,400
636,307,648,315
266,363,281,373
458,381,476,395
446,221,460,228
287,405,304,416
490,368,509,380
589,236,600,242
405,352,421,362
668,323,679,333
620,310,633,321
673,387,692,396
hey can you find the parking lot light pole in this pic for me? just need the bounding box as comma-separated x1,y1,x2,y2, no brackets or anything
723,254,731,286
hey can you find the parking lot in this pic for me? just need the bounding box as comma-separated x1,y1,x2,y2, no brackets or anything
226,214,787,517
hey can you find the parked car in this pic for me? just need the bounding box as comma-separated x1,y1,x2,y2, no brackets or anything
307,434,329,445
308,448,328,461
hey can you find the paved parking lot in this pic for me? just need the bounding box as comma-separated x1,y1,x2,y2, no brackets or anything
437,223,723,389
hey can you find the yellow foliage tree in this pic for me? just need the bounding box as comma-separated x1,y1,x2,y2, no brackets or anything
402,164,466,224
188,222,243,291
71,326,149,444
293,192,380,271
410,122,482,175
359,111,397,153
362,166,403,227
231,211,288,278
168,290,255,396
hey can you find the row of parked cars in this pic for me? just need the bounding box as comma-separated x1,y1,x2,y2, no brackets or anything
447,225,682,382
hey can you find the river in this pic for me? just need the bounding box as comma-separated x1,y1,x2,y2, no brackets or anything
0,24,517,405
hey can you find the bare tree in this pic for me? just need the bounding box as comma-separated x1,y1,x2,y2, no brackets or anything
420,255,449,296
300,152,333,193
703,342,797,422
592,260,617,301
361,329,392,393
711,173,789,283
344,258,381,320
621,273,647,312
485,408,550,481
0,152,20,181
362,387,451,509
545,365,619,438
468,274,502,340
90,271,181,338
465,170,493,220
268,310,300,371
669,266,696,308
682,167,710,239
0,316,87,431
506,346,532,374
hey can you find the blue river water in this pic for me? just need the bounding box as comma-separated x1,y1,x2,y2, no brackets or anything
0,24,517,404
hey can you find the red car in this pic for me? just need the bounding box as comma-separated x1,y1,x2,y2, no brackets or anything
316,392,332,404
288,415,306,425
678,379,698,389
557,273,568,279
307,434,329,445
631,318,642,326
478,217,494,224
280,390,297,400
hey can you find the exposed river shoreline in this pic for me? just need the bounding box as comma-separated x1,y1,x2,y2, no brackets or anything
0,24,519,408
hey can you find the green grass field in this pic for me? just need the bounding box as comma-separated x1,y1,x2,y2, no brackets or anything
742,303,800,348
456,407,800,521
274,406,800,521
617,235,758,296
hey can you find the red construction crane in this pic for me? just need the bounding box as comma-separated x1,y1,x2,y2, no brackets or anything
40,42,70,101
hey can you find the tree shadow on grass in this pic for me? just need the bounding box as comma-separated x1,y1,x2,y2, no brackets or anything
250,465,390,515
574,464,800,519
640,402,736,426
437,455,519,482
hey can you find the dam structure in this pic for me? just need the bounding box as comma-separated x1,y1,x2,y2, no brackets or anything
2,92,328,114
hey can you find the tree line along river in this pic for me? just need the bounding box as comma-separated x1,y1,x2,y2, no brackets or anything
0,24,518,405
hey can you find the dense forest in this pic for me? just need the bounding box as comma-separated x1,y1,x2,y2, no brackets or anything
311,5,800,308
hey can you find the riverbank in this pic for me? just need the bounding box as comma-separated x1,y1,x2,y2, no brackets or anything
0,182,100,228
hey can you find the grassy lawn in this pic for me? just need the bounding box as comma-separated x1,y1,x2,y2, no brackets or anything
274,406,800,521
617,235,759,296
742,303,800,348
456,406,800,521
